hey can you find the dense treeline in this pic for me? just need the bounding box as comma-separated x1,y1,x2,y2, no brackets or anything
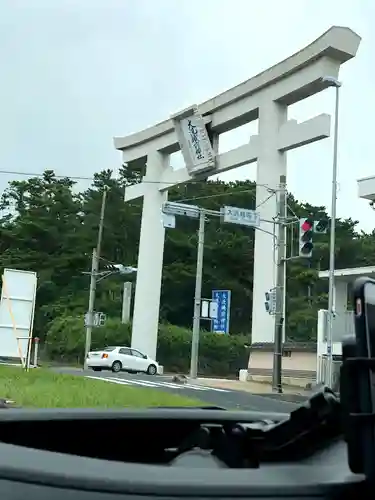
0,167,374,346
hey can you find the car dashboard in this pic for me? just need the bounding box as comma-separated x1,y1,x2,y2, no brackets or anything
0,395,369,500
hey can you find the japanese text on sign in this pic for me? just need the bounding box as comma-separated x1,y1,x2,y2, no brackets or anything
180,114,211,167
211,290,231,334
187,119,204,160
172,106,215,176
222,206,260,228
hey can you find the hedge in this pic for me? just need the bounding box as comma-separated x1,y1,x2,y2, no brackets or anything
44,316,249,377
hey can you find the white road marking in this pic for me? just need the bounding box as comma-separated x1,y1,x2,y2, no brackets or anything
159,382,195,389
86,376,130,385
85,376,230,392
188,384,230,393
114,378,159,388
183,384,211,391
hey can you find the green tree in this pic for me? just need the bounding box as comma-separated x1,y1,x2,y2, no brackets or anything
0,171,85,337
1,168,375,345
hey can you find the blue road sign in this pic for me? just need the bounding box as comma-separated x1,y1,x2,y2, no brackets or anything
211,290,231,334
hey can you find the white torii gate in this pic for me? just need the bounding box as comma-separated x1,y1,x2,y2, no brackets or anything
114,26,360,361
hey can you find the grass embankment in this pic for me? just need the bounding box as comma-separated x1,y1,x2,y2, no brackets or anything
0,366,205,408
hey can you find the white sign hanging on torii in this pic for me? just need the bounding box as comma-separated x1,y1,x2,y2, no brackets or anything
171,105,216,176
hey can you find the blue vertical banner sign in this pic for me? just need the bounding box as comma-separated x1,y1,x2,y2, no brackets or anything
211,290,231,334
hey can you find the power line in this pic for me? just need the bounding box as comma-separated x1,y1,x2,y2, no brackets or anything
0,168,277,208
0,169,94,182
256,191,276,209
0,169,266,190
0,169,221,186
174,185,276,209
175,188,255,204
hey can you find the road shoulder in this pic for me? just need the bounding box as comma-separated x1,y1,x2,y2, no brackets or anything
194,377,309,398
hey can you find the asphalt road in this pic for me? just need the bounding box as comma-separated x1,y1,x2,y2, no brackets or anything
54,367,301,413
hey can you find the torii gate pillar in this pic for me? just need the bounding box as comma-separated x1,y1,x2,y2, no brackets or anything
130,151,168,358
114,27,361,361
252,101,287,343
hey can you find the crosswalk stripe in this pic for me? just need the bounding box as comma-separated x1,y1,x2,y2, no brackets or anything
85,376,230,392
112,378,160,388
183,384,210,391
86,376,130,385
159,381,197,389
191,384,230,393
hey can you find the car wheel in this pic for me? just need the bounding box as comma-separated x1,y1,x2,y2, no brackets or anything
111,361,122,373
92,367,102,372
147,364,157,375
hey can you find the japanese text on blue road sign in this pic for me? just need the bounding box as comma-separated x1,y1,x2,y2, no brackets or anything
211,290,231,334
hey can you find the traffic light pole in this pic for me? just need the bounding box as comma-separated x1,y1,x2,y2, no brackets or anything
85,247,98,363
272,175,287,394
326,83,340,388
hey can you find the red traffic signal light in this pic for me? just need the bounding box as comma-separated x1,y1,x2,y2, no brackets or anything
301,218,313,232
299,217,313,258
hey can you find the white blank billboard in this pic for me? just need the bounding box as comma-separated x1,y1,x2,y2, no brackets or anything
0,269,37,360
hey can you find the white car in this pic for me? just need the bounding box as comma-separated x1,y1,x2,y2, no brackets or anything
86,346,160,375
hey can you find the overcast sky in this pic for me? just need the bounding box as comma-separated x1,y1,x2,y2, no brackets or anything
0,0,374,230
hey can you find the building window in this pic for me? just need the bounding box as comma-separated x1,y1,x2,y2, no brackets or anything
282,350,292,358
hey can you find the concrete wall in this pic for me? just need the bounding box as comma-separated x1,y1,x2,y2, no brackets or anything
249,350,316,372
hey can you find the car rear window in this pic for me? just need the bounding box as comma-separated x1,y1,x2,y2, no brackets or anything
103,346,116,352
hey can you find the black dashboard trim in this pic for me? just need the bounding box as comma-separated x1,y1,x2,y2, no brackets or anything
0,438,365,496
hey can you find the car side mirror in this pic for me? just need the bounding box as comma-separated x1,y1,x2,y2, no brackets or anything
143,355,147,359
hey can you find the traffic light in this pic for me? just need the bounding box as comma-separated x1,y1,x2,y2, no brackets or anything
299,217,314,257
104,264,120,272
104,264,137,275
314,219,328,234
98,312,106,326
264,289,276,315
84,312,92,327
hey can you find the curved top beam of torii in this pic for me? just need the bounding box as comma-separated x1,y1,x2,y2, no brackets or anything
114,26,360,204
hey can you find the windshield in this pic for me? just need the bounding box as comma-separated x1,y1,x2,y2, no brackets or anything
0,2,355,415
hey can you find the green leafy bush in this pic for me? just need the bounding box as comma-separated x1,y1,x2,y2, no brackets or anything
44,317,249,377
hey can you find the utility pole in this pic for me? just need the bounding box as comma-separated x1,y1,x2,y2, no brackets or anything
190,209,206,379
272,175,287,394
84,186,109,365
326,80,341,388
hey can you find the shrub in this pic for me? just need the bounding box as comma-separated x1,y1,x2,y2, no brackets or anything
44,316,249,377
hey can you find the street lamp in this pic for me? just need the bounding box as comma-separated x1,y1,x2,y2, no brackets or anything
103,264,137,275
102,265,138,325
116,265,137,275
322,75,342,388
